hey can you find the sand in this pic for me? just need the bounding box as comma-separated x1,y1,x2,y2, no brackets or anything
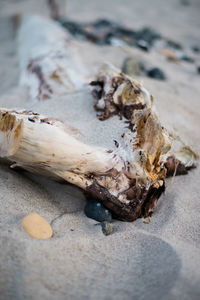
0,1,200,299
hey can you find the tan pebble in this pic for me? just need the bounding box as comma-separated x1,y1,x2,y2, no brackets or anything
160,48,179,62
22,213,53,239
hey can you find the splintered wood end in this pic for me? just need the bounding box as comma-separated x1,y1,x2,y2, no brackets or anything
0,111,23,157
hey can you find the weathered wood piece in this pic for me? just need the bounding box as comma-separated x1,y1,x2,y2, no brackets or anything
0,107,169,221
18,15,87,101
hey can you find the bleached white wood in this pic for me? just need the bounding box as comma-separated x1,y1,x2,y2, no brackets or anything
18,15,87,101
0,109,129,194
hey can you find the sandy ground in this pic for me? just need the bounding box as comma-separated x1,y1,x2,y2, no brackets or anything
0,1,200,299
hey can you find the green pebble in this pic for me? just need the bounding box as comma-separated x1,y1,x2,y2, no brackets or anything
101,222,113,236
122,57,142,76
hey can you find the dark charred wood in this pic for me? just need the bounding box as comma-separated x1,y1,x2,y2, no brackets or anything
86,181,165,221
165,156,188,177
141,184,165,217
123,103,144,120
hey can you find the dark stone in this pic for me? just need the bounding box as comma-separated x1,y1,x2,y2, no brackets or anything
134,28,161,51
93,19,113,28
192,45,200,53
113,27,136,45
58,20,83,37
180,55,195,63
147,67,166,80
136,40,150,51
58,18,161,49
115,26,136,37
197,66,200,74
101,222,113,236
84,200,112,222
180,0,190,6
166,40,182,50
135,27,161,45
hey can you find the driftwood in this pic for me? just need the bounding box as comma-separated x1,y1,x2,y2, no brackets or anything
0,16,198,221
0,106,170,221
0,62,198,221
18,15,87,101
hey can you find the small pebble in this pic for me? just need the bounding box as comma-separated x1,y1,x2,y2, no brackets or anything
166,40,182,50
22,213,53,239
93,19,112,28
84,200,112,222
135,27,160,45
59,20,83,37
136,40,149,51
197,66,200,74
192,46,200,53
101,222,113,236
160,48,178,62
180,55,194,63
180,0,190,6
122,57,143,76
147,67,166,80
